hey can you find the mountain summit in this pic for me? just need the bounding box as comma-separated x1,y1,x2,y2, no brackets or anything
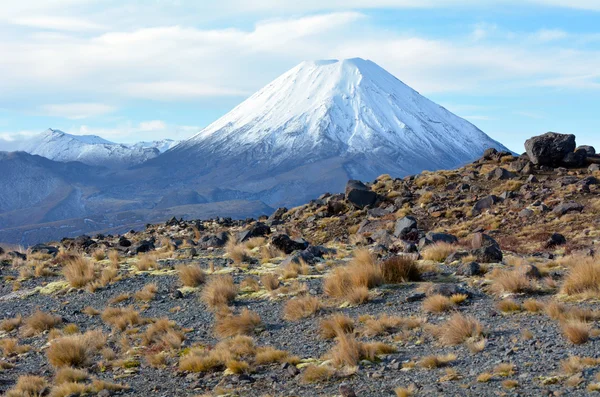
158,58,507,205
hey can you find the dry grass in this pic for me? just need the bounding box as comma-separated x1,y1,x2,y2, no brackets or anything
108,250,120,267
487,268,535,296
260,273,280,291
55,367,88,384
423,294,456,313
142,318,184,349
562,321,591,344
22,310,62,337
380,256,421,283
201,275,237,309
101,306,143,331
394,386,415,397
283,296,321,321
502,380,519,389
280,260,310,279
320,314,355,339
415,173,446,187
226,240,251,265
323,249,382,302
254,346,293,365
0,314,22,332
422,242,457,262
0,338,30,356
477,372,493,382
497,299,522,313
108,293,130,304
179,335,256,373
63,256,96,288
494,363,515,376
523,299,544,313
134,283,158,301
417,353,457,369
240,276,260,292
561,257,600,297
432,313,483,346
177,264,205,287
134,254,158,271
327,334,396,368
5,375,48,397
302,365,335,383
215,309,262,338
361,314,422,336
243,237,266,250
92,249,106,261
47,335,90,367
260,245,285,263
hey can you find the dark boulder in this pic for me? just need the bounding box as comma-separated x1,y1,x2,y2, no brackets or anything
553,201,584,216
545,233,566,248
30,244,59,256
472,195,501,215
487,167,516,180
394,216,418,239
426,283,471,297
271,234,309,255
562,149,587,168
7,251,26,260
238,222,271,242
470,233,502,263
345,180,378,209
419,232,458,248
524,132,576,167
133,240,155,254
577,145,596,156
198,234,227,249
483,147,498,160
118,236,132,247
269,207,288,221
457,262,482,277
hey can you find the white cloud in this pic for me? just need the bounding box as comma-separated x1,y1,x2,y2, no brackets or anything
39,103,116,119
12,16,106,31
533,29,568,42
72,121,200,143
122,81,248,101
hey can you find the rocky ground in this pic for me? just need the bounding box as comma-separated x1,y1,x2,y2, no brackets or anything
1,132,600,397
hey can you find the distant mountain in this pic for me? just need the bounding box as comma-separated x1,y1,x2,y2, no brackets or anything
17,129,178,169
150,58,508,207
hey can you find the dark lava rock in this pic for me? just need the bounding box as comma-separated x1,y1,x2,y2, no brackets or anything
577,145,596,156
29,244,59,256
545,233,566,248
197,234,227,249
483,147,498,160
526,174,538,183
457,261,482,276
238,222,271,242
445,250,470,264
269,207,288,221
562,149,587,168
519,208,534,218
470,233,502,263
426,283,471,297
553,201,584,216
7,251,26,260
345,180,378,209
524,132,576,167
271,234,309,255
133,240,155,254
425,231,458,245
394,216,418,238
487,167,516,180
523,264,542,279
118,236,132,247
472,195,501,215
339,384,357,397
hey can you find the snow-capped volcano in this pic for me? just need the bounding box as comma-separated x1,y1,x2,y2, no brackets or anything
176,58,507,173
17,129,177,169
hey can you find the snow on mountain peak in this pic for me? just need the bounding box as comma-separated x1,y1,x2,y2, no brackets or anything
181,57,507,168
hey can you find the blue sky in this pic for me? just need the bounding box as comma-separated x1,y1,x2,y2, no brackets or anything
0,0,599,152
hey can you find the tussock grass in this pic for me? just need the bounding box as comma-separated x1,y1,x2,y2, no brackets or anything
143,318,184,349
55,367,88,384
323,249,382,303
423,294,456,313
302,365,335,383
283,296,321,321
497,299,522,313
134,254,158,271
327,334,396,368
92,249,106,261
422,243,457,262
360,314,422,337
260,273,280,291
561,257,600,297
226,240,251,265
431,313,483,346
0,314,22,332
320,314,355,339
201,275,237,309
134,283,158,301
380,256,421,283
47,333,104,367
562,320,591,344
5,375,48,397
22,310,62,337
215,309,262,338
101,306,143,331
0,338,30,356
417,353,457,369
63,256,96,288
177,264,205,287
487,267,536,296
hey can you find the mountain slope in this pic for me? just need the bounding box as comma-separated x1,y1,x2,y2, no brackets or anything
17,129,172,169
151,58,508,206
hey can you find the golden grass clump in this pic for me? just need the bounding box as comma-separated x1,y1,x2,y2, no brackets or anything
143,318,184,349
395,386,416,397
134,253,158,271
0,314,22,332
47,335,90,368
178,335,255,373
92,249,106,261
101,306,143,331
432,313,483,346
497,299,522,313
327,334,396,368
302,365,335,383
323,249,382,302
494,363,515,377
55,367,89,384
415,173,446,187
421,242,457,262
423,294,456,313
320,314,355,339
561,257,600,297
226,240,251,265
177,264,205,287
487,267,535,296
523,299,544,313
260,273,280,291
63,256,96,288
240,276,260,292
215,309,262,338
254,346,294,365
380,255,421,283
201,274,237,309
22,310,62,337
260,245,285,263
417,353,457,369
108,250,120,267
360,314,422,337
243,237,265,250
5,375,48,397
0,338,30,356
562,320,591,344
283,296,321,321
134,283,158,301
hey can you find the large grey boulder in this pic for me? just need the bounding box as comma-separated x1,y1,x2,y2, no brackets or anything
524,132,576,167
345,180,378,209
394,216,418,238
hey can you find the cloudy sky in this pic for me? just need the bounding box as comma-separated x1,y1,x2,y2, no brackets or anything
0,0,599,152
